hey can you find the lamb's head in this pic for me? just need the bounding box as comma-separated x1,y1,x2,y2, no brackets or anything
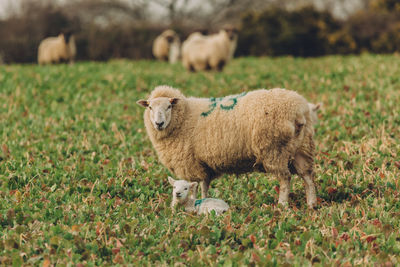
137,97,179,131
168,177,197,203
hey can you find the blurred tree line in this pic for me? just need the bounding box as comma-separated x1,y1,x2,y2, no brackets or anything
0,0,399,63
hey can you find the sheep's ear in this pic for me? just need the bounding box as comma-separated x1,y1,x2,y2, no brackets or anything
137,100,149,108
169,98,179,105
168,176,175,185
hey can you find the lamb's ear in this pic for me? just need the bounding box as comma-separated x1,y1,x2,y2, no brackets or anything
168,176,175,185
169,98,179,105
190,182,198,189
313,103,322,111
137,100,149,108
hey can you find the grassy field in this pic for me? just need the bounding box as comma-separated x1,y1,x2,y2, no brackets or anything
0,55,399,266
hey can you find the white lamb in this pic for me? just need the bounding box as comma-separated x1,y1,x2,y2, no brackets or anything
168,177,229,215
137,86,318,208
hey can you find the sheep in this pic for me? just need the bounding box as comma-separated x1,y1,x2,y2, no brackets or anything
181,27,238,72
37,31,76,65
137,85,318,208
168,177,229,215
152,30,181,63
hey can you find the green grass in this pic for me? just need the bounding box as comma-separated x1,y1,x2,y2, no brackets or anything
0,55,399,266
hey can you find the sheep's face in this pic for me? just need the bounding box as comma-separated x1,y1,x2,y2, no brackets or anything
223,26,238,41
168,177,197,202
137,97,179,131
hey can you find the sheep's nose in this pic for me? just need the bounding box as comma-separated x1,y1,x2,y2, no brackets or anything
156,121,164,128
176,192,181,197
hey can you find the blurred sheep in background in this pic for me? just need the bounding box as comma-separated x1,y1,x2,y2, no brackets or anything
181,26,238,72
152,29,181,64
37,30,76,65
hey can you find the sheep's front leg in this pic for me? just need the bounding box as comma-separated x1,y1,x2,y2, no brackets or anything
303,173,317,208
201,179,210,198
278,175,291,206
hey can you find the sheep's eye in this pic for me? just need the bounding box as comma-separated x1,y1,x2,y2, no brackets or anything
184,188,188,190
173,186,176,189
148,106,152,110
167,105,172,109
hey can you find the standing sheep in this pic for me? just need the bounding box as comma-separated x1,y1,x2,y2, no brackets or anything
137,86,318,208
181,27,238,72
152,30,181,63
37,31,76,65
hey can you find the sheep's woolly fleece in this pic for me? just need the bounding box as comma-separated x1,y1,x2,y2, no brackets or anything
139,86,317,207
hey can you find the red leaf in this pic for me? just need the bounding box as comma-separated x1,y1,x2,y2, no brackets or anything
371,219,381,227
96,222,102,236
340,233,350,241
274,186,280,194
43,258,51,267
102,159,110,165
249,234,259,249
250,234,256,244
225,225,234,232
395,161,400,169
331,227,338,238
116,239,123,248
112,248,120,255
365,235,377,243
2,144,9,155
285,250,294,260
251,252,260,263
244,215,252,224
327,187,337,195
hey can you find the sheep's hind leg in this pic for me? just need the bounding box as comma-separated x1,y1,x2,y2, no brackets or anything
201,179,210,198
293,153,317,208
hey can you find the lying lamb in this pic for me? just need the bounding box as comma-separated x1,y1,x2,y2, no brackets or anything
38,31,76,65
168,177,229,215
137,86,317,208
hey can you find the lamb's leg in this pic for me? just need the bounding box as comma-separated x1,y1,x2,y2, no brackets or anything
201,179,210,198
278,174,291,206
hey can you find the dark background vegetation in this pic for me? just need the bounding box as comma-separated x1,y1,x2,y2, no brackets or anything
0,0,399,63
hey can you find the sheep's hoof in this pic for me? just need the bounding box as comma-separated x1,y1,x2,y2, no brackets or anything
277,201,289,208
307,202,318,210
